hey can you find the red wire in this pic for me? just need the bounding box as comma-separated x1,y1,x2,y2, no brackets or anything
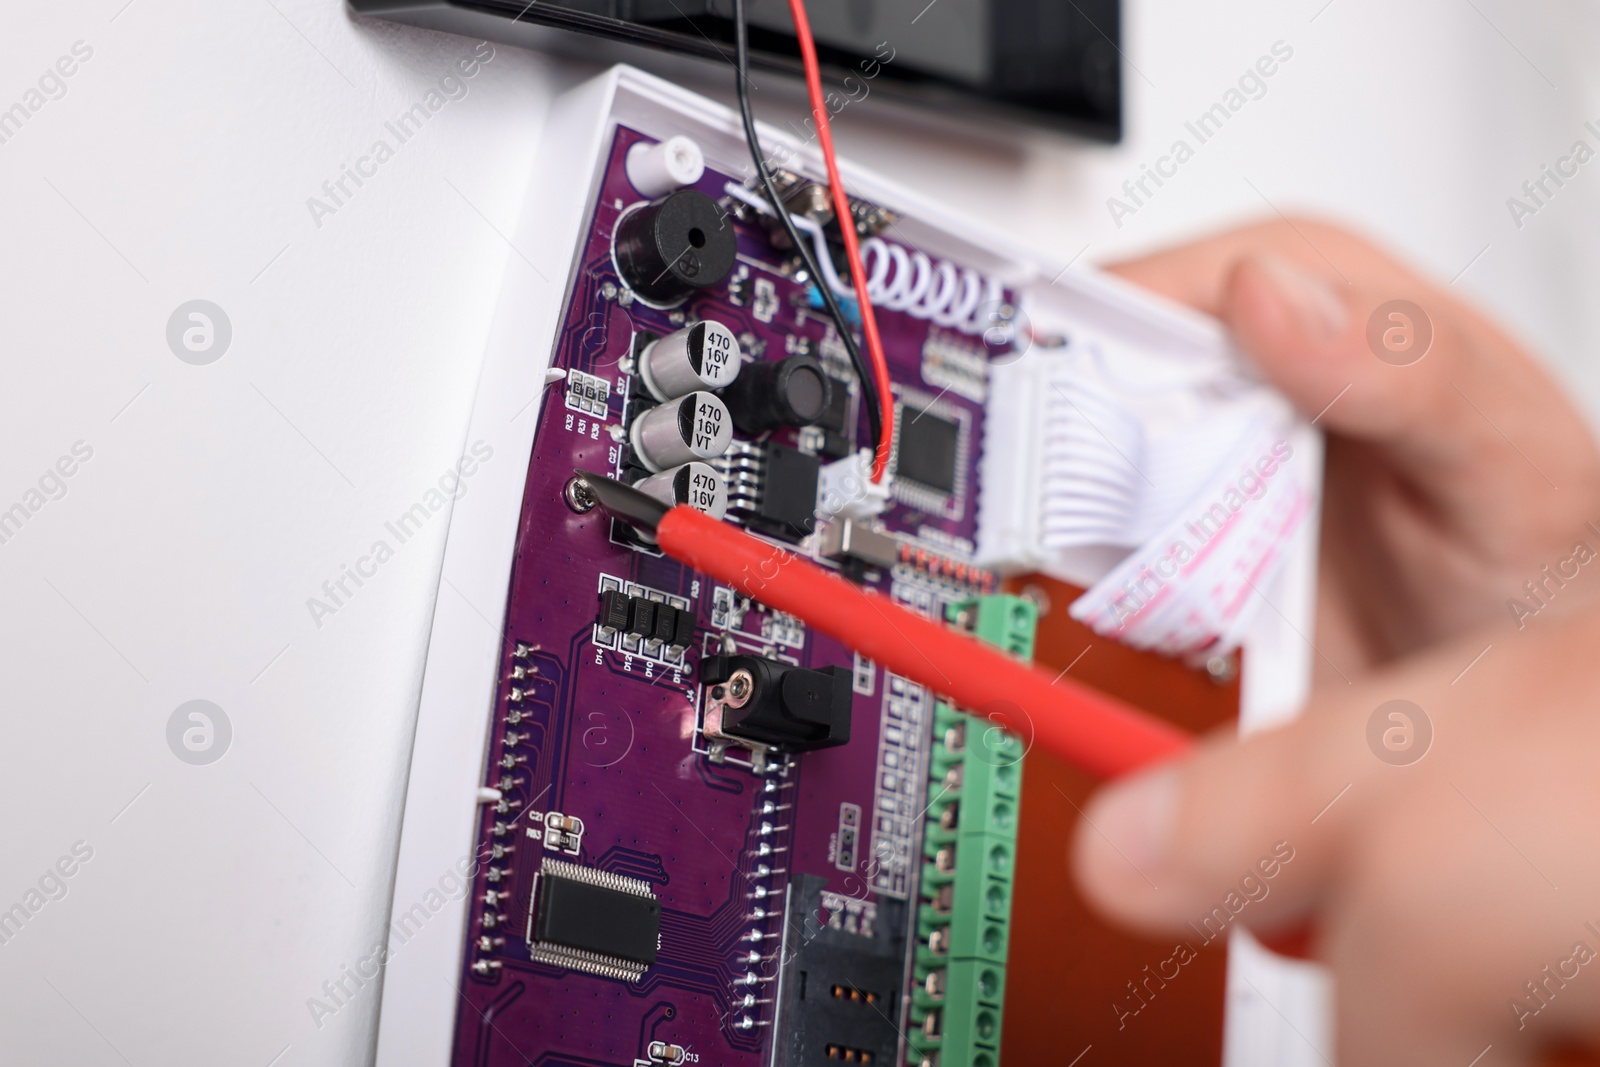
786,0,895,484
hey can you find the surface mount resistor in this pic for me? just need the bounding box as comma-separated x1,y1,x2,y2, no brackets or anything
646,1041,687,1065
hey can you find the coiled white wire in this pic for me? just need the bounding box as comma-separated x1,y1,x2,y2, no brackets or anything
723,182,1004,336
859,237,1002,333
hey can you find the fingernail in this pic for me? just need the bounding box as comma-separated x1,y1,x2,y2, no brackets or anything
1089,765,1180,879
1253,254,1348,340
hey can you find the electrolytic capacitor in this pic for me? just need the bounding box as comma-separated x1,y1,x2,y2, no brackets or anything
630,391,733,472
633,462,729,522
639,321,742,401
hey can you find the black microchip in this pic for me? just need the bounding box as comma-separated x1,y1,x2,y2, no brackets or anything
896,407,961,494
757,443,821,540
533,871,661,966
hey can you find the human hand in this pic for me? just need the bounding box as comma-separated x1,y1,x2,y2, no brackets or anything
1107,219,1600,677
1072,599,1600,1065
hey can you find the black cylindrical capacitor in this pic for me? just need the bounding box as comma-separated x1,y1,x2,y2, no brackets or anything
614,190,737,301
629,391,734,472
720,354,832,435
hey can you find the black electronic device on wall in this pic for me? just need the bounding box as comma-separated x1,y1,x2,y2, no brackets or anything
348,0,1121,140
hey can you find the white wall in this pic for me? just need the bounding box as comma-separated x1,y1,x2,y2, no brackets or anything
0,1,1594,1064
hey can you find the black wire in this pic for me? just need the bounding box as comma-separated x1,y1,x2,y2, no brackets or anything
730,0,883,454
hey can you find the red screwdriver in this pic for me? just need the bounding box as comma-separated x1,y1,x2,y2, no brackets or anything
570,469,1191,779
572,470,1330,960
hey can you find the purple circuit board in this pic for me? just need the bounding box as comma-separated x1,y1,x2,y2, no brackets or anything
448,126,1011,1067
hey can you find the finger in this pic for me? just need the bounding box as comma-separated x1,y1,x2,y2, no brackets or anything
1104,216,1413,316
1226,252,1600,649
1072,600,1600,943
1332,960,1526,1067
1218,252,1592,499
1069,619,1506,944
1322,784,1534,1067
1074,596,1600,1065
1069,711,1348,946
1110,220,1600,616
1321,703,1600,1067
1112,219,1594,491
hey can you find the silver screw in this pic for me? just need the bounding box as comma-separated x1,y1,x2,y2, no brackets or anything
564,477,599,514
1204,653,1239,685
725,669,755,708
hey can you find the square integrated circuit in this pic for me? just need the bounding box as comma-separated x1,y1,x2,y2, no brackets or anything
756,443,822,540
527,859,661,983
895,404,962,495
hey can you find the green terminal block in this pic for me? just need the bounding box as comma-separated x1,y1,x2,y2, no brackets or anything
908,595,1037,1067
950,593,1038,661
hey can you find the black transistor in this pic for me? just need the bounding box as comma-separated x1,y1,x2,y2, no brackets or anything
755,443,822,541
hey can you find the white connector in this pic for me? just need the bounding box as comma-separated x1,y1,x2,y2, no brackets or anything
975,346,1150,579
816,449,891,521
976,337,1311,658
